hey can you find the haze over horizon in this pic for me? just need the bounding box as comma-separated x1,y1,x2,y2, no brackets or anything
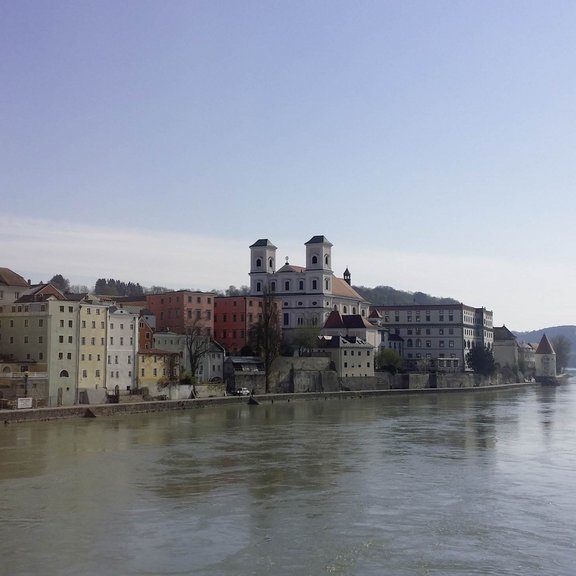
3,1,575,332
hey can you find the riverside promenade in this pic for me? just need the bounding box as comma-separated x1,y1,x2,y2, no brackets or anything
1,382,538,424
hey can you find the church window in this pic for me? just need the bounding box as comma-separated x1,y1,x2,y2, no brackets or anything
283,313,289,326
312,255,318,264
256,282,262,292
268,258,273,269
284,281,290,291
299,280,304,290
343,306,347,313
256,258,262,268
312,280,317,290
271,282,276,292
325,255,329,265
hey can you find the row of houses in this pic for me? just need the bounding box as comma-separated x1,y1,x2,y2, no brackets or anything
0,235,557,406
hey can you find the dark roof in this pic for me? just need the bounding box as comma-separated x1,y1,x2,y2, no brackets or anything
0,268,29,287
493,326,517,342
323,310,374,330
536,334,555,355
305,235,332,246
319,335,371,348
250,239,277,248
276,264,306,273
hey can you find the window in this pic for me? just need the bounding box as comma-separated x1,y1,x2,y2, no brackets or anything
96,370,100,377
67,353,72,360
60,306,64,312
82,320,86,328
110,337,114,345
312,280,317,290
59,353,64,359
69,320,73,328
38,336,43,343
81,337,86,345
115,356,118,364
120,337,124,345
271,282,276,292
256,282,261,292
39,319,44,327
60,320,64,328
283,313,289,326
82,370,87,378
449,340,455,348
325,279,329,290
256,257,262,268
24,336,28,343
312,255,318,264
284,281,290,291
59,336,64,343
440,340,445,348
68,336,73,343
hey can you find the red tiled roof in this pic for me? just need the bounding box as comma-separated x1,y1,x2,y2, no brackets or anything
332,277,366,301
0,268,28,287
536,334,555,355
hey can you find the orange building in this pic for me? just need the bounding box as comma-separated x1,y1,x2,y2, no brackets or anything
146,290,215,335
213,296,264,354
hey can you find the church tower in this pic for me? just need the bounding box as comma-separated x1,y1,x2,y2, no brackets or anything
305,235,333,272
343,267,351,285
249,239,277,294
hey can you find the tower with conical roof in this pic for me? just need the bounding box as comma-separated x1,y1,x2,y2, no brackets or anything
535,333,557,378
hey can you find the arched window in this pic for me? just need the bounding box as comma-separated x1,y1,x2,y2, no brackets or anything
59,370,69,377
343,306,348,313
352,307,357,314
2,366,10,373
325,255,329,265
268,258,273,269
312,255,318,264
256,258,262,268
407,339,413,348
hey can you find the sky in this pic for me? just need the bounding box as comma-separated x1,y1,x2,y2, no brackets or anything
2,1,576,332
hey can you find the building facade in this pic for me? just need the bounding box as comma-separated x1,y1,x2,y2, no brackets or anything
146,290,215,334
371,304,493,372
213,296,264,354
248,236,370,336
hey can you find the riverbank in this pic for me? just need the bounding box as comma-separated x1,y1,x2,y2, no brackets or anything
1,381,541,424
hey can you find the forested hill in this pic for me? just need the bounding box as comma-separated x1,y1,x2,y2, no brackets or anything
353,285,459,306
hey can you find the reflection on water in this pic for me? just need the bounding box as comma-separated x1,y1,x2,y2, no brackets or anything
2,383,576,575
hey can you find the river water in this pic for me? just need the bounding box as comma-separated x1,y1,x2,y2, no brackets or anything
1,383,576,576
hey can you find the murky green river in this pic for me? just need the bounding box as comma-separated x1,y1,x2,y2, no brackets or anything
2,383,576,575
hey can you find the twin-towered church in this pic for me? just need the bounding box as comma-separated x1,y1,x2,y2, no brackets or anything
249,235,370,333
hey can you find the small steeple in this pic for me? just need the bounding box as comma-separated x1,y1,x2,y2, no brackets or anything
343,267,351,285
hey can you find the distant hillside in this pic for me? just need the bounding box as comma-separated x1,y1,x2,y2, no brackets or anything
513,325,576,367
353,285,459,306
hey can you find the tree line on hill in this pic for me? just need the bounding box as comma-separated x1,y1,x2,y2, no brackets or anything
353,285,459,306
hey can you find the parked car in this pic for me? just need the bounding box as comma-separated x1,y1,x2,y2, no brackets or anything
236,387,251,396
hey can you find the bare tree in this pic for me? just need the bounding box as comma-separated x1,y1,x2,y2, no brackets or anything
249,288,281,393
184,317,214,387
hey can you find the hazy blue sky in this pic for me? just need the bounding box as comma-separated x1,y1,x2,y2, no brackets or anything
2,1,575,331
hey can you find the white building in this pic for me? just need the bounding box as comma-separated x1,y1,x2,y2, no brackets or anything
372,304,493,372
107,307,138,392
249,236,370,336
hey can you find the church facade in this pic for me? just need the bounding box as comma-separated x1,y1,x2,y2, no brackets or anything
248,235,370,335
